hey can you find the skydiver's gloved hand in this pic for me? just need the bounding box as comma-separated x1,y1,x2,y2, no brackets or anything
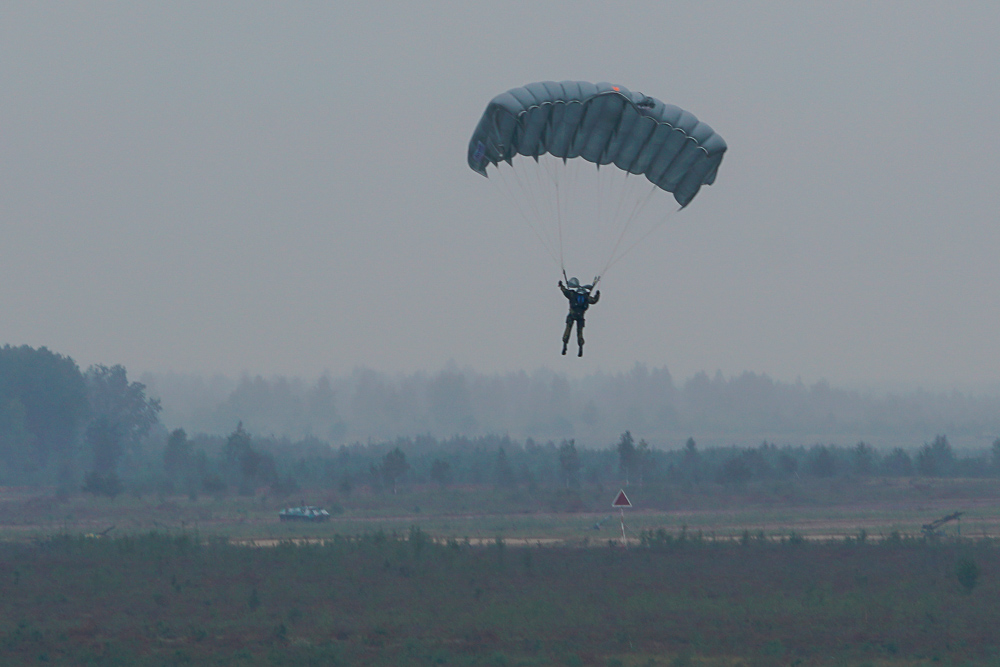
558,281,564,289
595,290,600,298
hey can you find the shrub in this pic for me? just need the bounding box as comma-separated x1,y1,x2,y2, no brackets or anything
81,471,124,498
956,556,979,594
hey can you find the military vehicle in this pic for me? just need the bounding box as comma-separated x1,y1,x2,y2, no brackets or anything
278,506,330,522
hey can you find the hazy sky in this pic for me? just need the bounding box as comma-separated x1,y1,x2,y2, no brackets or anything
2,2,998,389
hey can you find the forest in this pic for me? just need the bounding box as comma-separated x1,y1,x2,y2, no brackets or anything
4,344,1000,501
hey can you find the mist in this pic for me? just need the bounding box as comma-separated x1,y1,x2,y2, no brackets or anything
141,365,1000,451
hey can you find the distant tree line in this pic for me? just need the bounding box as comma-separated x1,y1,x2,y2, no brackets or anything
6,344,1000,501
143,365,1000,448
149,425,1000,504
0,345,161,495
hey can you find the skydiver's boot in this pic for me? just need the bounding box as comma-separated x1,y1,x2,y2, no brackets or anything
562,342,567,355
578,345,584,357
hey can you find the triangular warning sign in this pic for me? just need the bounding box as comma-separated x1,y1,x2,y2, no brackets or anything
612,489,632,508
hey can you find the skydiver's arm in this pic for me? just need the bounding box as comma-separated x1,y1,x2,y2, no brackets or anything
589,290,600,304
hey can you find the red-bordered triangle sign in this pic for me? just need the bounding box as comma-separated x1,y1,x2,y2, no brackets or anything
612,489,632,508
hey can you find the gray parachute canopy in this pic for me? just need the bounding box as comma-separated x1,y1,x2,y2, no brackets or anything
468,81,726,207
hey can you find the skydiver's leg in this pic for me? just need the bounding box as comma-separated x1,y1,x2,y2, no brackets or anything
562,315,573,355
577,318,585,357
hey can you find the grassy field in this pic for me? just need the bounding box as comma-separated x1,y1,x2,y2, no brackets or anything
2,480,999,665
1,530,999,666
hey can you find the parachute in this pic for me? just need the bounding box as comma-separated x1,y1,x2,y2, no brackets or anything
468,81,726,207
468,81,726,279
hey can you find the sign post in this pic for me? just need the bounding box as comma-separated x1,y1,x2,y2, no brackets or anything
612,489,632,547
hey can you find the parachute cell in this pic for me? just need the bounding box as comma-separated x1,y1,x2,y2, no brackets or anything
468,81,726,207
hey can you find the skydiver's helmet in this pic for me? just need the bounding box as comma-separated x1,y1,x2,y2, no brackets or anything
567,277,580,289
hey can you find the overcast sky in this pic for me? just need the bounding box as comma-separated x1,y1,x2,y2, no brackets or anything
2,2,998,390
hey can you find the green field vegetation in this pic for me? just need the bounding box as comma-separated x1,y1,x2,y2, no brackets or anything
1,531,998,666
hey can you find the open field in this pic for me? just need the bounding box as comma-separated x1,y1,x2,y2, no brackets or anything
2,480,1000,665
2,530,999,666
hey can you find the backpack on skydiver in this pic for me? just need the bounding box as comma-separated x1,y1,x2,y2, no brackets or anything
571,290,590,312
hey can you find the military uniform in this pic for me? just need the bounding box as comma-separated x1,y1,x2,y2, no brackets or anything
560,280,600,356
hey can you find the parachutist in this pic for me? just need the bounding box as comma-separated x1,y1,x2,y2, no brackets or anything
559,277,600,357
469,82,724,356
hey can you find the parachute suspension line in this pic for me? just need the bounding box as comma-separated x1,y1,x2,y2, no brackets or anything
599,162,635,267
596,163,611,238
565,157,594,277
537,155,566,275
603,204,682,275
535,154,575,279
491,163,561,267
599,182,659,279
563,157,590,278
522,155,562,260
608,170,640,249
509,158,545,232
549,158,566,277
490,153,682,284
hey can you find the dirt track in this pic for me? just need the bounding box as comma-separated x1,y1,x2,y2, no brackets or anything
1,483,996,544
